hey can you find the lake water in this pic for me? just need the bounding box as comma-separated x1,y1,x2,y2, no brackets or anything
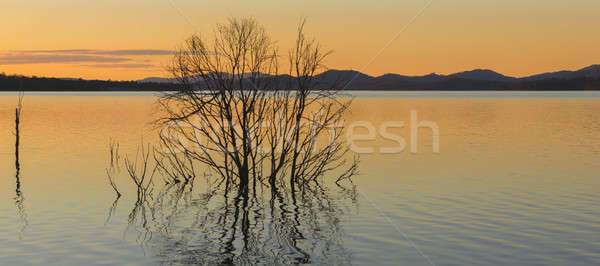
1,92,599,265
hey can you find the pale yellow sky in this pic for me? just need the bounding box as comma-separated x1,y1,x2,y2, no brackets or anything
1,0,599,80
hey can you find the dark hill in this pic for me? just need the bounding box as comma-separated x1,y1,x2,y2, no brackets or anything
2,65,600,91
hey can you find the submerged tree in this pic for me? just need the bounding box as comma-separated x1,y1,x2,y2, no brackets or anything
106,18,359,264
157,18,358,198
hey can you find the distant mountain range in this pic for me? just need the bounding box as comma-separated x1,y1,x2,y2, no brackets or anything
1,65,600,91
137,65,600,91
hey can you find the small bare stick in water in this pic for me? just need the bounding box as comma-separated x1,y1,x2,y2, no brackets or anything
15,92,23,178
14,91,28,236
123,141,156,201
106,170,122,198
106,139,122,198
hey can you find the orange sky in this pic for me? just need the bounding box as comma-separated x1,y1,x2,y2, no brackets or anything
1,0,599,80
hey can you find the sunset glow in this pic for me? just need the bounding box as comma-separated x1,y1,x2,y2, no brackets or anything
2,0,599,80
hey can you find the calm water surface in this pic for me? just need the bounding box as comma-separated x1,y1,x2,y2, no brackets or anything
1,92,599,265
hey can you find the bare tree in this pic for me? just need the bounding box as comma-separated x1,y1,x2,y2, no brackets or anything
157,18,358,197
102,18,359,264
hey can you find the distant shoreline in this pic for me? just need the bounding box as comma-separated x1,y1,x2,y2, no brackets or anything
3,92,600,98
2,65,600,91
1,88,599,92
1,87,599,92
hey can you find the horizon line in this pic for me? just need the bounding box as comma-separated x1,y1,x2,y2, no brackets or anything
2,64,599,82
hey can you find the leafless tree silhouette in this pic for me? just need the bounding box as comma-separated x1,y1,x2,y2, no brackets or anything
104,18,359,264
157,18,358,200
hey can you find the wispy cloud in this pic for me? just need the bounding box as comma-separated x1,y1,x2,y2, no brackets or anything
97,49,175,56
81,63,158,69
13,49,176,56
0,54,131,65
0,49,173,65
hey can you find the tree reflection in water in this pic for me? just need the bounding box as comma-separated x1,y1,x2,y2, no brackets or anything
124,174,358,265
